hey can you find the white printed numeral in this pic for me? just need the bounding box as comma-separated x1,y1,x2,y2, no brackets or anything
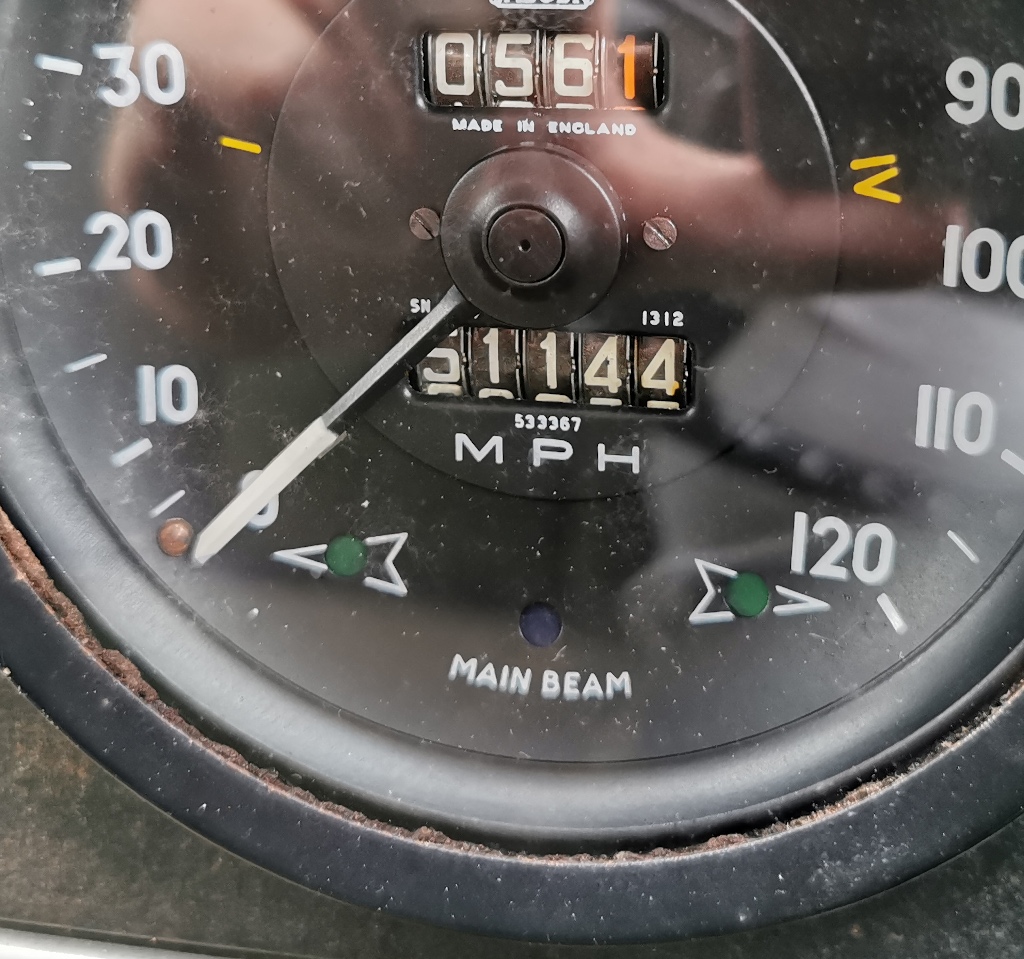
493,34,534,98
791,512,896,587
946,57,1024,131
553,34,595,98
421,342,464,396
137,365,199,425
916,386,996,456
639,340,676,394
86,210,173,272
642,310,684,328
944,225,1024,298
434,33,476,97
240,471,279,531
94,42,186,108
583,337,623,393
481,328,503,385
538,332,560,390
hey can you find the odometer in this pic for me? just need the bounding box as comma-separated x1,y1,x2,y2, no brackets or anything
2,0,1024,944
425,30,664,111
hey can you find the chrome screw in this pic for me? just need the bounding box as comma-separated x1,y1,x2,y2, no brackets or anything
643,216,678,252
410,208,442,241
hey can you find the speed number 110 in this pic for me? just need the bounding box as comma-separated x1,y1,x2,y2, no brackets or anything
425,30,664,111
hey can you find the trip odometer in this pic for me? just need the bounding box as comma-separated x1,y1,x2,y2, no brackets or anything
3,0,1024,943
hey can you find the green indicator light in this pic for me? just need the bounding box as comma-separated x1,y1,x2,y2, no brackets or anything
723,572,771,619
325,535,369,578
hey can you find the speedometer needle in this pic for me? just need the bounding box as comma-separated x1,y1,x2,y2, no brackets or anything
192,287,475,566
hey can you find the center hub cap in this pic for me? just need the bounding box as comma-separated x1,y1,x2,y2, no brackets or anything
486,207,565,286
440,147,624,329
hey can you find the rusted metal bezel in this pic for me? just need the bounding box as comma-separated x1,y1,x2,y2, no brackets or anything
3,505,1024,944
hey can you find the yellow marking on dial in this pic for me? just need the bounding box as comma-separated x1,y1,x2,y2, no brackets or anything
850,154,903,204
217,136,263,155
850,154,898,170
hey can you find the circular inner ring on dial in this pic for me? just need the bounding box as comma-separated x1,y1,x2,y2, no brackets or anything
267,0,839,501
6,0,1022,858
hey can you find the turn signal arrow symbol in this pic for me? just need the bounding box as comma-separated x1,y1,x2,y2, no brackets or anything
688,559,738,626
773,586,832,618
272,544,329,579
271,532,410,597
851,154,903,205
362,532,410,598
688,560,830,627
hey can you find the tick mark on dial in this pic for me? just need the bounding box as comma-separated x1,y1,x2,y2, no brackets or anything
110,438,153,468
33,54,83,76
33,257,82,277
877,593,908,635
63,353,107,373
1002,449,1024,477
149,490,187,519
947,530,980,565
25,160,72,172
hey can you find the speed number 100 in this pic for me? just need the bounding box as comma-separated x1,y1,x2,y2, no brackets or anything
425,30,663,111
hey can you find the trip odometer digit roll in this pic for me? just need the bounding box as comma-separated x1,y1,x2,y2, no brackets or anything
3,0,1024,943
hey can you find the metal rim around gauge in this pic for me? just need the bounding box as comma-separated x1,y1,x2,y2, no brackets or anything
3,317,1023,849
4,312,1024,941
5,0,1024,944
3,508,1024,944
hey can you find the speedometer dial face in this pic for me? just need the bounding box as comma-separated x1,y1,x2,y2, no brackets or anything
3,0,1024,860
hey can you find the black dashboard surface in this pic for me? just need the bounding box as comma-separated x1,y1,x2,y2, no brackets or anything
2,672,1024,956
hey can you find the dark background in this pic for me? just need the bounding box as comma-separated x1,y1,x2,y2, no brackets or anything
1,671,1023,957
4,0,1024,953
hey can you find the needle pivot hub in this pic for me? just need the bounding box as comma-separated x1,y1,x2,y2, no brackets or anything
486,208,564,285
441,147,623,329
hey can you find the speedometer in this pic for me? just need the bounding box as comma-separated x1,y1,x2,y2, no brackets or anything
3,0,1024,943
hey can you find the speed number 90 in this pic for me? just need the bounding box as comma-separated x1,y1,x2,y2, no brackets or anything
946,55,1024,131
